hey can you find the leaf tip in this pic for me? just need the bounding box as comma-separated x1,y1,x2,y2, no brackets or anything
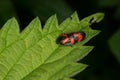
52,14,58,19
46,14,58,23
95,12,104,22
71,11,79,19
8,17,17,22
33,16,40,22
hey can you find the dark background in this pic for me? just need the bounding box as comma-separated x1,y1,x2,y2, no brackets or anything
0,0,120,80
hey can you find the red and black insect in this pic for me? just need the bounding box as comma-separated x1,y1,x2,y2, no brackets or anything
56,32,85,46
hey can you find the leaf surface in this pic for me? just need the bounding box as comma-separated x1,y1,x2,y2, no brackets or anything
0,12,104,80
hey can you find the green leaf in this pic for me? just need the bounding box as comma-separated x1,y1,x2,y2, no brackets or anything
0,12,104,80
43,14,59,36
49,63,87,80
20,17,42,48
60,12,80,33
109,29,120,63
0,17,19,51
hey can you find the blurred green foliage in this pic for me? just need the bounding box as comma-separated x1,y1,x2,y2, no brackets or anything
98,0,120,19
0,0,16,27
109,29,120,63
98,0,119,7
